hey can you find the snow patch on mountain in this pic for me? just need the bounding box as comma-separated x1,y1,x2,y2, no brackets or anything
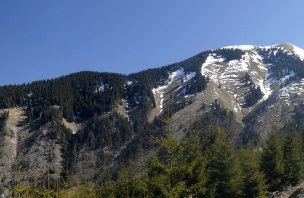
201,48,277,111
269,43,304,61
262,45,293,57
126,81,133,86
259,79,272,101
265,70,295,88
168,68,196,83
152,68,196,113
281,71,296,83
279,78,304,106
152,86,166,113
153,43,304,122
261,44,304,60
201,50,267,87
234,103,242,112
96,83,112,93
201,53,226,85
169,69,184,81
291,45,304,61
223,45,255,51
183,72,196,82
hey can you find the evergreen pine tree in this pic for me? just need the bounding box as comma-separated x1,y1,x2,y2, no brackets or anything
282,134,301,185
205,128,242,198
180,137,208,197
260,130,284,191
239,148,268,198
147,134,186,198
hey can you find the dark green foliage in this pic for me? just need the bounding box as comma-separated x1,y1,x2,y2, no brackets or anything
0,110,8,131
147,135,186,197
257,48,304,80
114,169,148,198
114,120,166,166
193,100,239,133
239,148,268,198
241,125,260,149
0,72,125,121
39,106,63,126
240,71,263,108
293,103,304,131
180,51,209,74
143,126,252,197
72,113,133,151
180,138,208,197
128,50,209,87
260,129,304,191
163,99,188,118
260,130,284,191
93,126,253,198
128,67,171,88
282,134,302,185
49,121,72,143
243,85,263,108
11,122,304,197
185,74,208,95
214,48,245,62
205,129,242,198
124,82,154,131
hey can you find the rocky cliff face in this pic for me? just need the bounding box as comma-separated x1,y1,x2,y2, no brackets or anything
146,43,304,143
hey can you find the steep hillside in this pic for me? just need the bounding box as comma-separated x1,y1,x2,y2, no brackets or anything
1,43,304,196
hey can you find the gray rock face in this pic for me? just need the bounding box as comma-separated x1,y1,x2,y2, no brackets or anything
150,44,304,142
0,108,65,196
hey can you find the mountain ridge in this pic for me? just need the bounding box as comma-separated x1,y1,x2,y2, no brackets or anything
1,43,304,196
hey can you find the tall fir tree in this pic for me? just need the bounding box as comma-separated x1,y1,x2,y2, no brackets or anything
260,130,284,191
146,134,186,198
282,134,302,185
180,137,208,197
239,148,268,198
205,128,242,198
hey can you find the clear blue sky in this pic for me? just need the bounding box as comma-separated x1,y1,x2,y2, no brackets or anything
1,0,304,85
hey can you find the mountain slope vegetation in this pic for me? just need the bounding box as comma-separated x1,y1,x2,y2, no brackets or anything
1,43,304,197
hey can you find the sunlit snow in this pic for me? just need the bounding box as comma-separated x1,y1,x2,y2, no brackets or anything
152,68,196,113
291,44,304,61
223,45,255,51
259,79,272,101
201,46,274,111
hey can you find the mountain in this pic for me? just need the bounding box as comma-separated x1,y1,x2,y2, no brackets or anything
1,43,304,196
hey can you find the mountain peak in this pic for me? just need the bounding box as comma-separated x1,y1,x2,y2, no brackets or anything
222,45,255,51
288,43,304,61
220,43,304,62
275,43,295,50
264,43,304,60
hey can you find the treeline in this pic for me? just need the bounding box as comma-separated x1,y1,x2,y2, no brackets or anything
215,48,245,62
0,64,209,128
0,72,125,122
